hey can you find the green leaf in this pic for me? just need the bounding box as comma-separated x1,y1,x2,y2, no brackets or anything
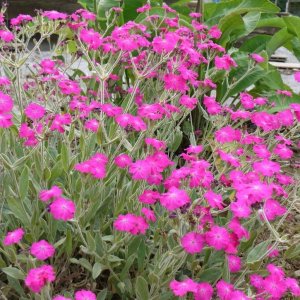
198,267,222,283
135,276,149,300
167,127,183,152
97,289,108,300
247,241,269,264
92,262,103,279
61,144,69,172
266,28,293,56
7,197,31,226
19,167,29,200
123,0,146,22
284,244,300,259
2,267,25,280
239,34,272,53
284,15,300,40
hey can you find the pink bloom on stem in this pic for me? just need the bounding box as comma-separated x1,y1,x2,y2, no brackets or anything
25,265,55,293
42,10,67,20
114,214,149,235
251,53,265,63
0,30,15,43
227,255,242,272
286,277,300,297
179,95,198,110
263,199,286,221
230,201,252,219
215,54,237,70
141,207,156,222
263,274,288,299
215,126,241,144
253,144,271,159
294,71,300,82
24,103,46,120
164,73,188,92
181,232,205,254
216,280,234,300
205,226,230,251
253,160,280,177
169,278,198,297
0,91,13,113
204,190,223,210
208,25,222,39
145,138,166,150
39,186,62,202
75,290,97,300
30,240,55,260
0,113,13,128
84,119,99,132
138,190,160,205
273,143,293,159
3,228,25,246
160,187,190,211
228,218,249,240
114,154,132,168
194,282,213,300
49,198,76,221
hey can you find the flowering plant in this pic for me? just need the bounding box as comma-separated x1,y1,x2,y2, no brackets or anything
0,2,299,300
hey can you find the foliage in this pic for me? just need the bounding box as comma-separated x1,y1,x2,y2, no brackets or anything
0,3,300,300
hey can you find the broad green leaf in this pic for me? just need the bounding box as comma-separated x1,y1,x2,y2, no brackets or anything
61,144,69,172
123,0,147,22
2,267,25,280
284,244,300,259
239,34,272,53
135,276,149,300
247,241,269,264
284,15,300,40
97,289,108,300
198,267,222,283
92,262,103,279
7,197,31,226
266,28,293,56
167,127,183,152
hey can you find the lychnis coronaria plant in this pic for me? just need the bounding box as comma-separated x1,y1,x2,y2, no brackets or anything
0,3,299,300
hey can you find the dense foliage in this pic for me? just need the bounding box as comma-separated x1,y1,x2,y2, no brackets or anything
0,2,299,300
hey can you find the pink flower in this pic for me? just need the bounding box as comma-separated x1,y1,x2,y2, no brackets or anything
114,154,132,168
30,240,55,260
0,30,14,43
230,201,252,219
215,54,237,70
25,265,55,293
227,255,241,272
208,25,222,39
253,144,271,159
50,114,72,133
277,89,292,97
169,278,198,297
0,91,13,113
286,277,300,297
204,190,223,210
84,119,99,132
0,113,13,128
114,214,149,235
59,80,81,95
75,290,96,300
194,282,213,300
181,232,204,254
152,32,179,54
273,144,293,159
179,95,198,109
49,198,76,221
3,228,25,246
294,71,300,82
24,103,46,120
240,92,255,110
263,275,287,299
215,126,241,144
205,226,230,251
137,3,151,13
164,74,188,92
80,29,102,50
251,53,265,63
160,187,190,211
263,199,286,221
138,190,160,204
42,10,67,20
39,186,62,202
100,103,123,117
141,207,156,222
216,280,234,300
228,218,249,240
253,160,280,177
11,14,33,26
145,138,166,150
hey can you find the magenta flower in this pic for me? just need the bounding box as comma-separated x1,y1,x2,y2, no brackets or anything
250,53,265,63
75,290,96,300
253,160,280,177
114,154,132,168
215,54,237,70
204,190,223,210
39,186,62,202
114,214,149,235
141,207,156,222
49,198,76,221
194,282,213,300
215,126,241,144
138,190,160,205
181,232,204,254
205,226,230,251
169,278,198,297
0,30,14,43
0,113,13,128
53,296,72,300
164,73,188,92
3,228,25,246
160,187,190,211
227,255,242,273
25,265,55,293
216,280,234,300
179,95,198,110
42,10,67,20
30,240,55,260
0,91,13,113
84,119,99,132
24,103,46,120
